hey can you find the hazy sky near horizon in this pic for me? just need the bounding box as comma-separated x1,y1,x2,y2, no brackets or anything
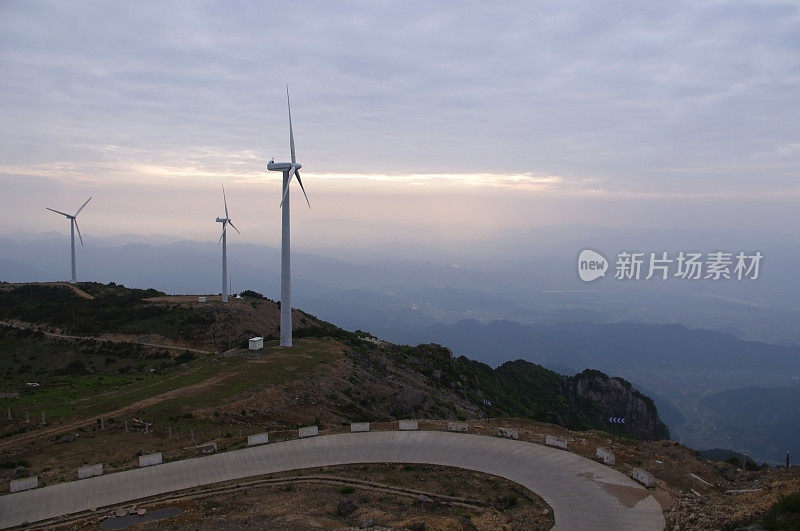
1,1,799,244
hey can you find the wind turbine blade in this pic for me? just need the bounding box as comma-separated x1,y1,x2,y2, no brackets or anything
287,84,296,164
74,219,85,246
222,183,229,219
295,170,311,210
74,196,92,217
46,207,71,217
279,166,296,207
218,226,224,244
228,221,241,235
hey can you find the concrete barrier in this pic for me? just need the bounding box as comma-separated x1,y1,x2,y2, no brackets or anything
9,476,38,493
545,435,568,450
299,426,319,438
195,442,218,456
398,420,418,431
138,452,163,467
247,433,269,446
350,422,370,433
596,447,615,465
448,421,468,432
77,463,103,479
689,473,712,487
498,427,519,440
633,468,655,487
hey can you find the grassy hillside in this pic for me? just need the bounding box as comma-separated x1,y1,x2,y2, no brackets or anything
0,281,666,441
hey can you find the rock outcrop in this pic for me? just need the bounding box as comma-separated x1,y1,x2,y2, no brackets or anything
570,369,669,440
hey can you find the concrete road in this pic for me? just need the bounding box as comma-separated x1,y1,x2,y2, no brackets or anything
0,431,665,529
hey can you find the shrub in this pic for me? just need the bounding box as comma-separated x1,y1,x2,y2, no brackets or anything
240,290,264,299
761,492,800,530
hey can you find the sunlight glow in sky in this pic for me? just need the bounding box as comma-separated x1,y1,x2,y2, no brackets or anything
2,1,799,243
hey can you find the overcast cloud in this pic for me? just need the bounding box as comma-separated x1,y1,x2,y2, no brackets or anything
1,1,799,240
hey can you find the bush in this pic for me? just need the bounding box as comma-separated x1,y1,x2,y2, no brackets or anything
174,351,195,365
240,290,265,299
495,493,518,510
0,459,29,469
340,485,355,494
761,492,800,530
64,359,90,375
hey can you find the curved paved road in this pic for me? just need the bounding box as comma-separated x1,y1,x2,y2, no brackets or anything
0,431,664,529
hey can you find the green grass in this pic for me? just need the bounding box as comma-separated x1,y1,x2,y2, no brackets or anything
0,360,226,423
1,337,342,435
150,339,341,419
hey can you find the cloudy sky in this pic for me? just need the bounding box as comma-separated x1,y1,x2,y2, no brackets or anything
1,1,799,246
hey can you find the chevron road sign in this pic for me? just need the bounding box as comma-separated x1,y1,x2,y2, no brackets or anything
608,417,627,424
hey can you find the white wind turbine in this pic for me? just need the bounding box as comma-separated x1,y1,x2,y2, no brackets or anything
46,197,92,284
215,183,240,303
267,86,311,347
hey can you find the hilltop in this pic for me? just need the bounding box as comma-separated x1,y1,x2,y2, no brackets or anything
3,282,799,528
0,281,666,440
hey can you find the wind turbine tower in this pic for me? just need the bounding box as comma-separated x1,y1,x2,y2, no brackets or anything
215,184,240,302
45,197,92,284
267,87,311,347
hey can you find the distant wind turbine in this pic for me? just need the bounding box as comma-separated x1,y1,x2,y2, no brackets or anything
215,183,240,303
45,197,92,284
267,86,311,347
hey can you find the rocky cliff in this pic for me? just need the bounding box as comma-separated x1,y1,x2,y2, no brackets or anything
571,369,670,440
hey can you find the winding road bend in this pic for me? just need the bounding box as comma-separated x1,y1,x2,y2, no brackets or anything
0,431,665,529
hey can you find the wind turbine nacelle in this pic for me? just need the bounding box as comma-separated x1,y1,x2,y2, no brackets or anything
215,217,227,223
267,161,292,172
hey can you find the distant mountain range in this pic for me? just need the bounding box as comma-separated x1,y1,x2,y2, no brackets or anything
696,385,800,464
378,318,800,463
379,319,800,377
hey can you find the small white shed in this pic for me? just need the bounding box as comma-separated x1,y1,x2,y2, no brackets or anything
198,296,207,303
249,337,264,350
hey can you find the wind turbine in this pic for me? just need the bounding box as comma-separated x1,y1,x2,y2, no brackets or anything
267,86,311,347
45,197,92,284
215,183,240,303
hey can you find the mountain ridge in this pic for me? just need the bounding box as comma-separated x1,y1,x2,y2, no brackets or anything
0,281,667,441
